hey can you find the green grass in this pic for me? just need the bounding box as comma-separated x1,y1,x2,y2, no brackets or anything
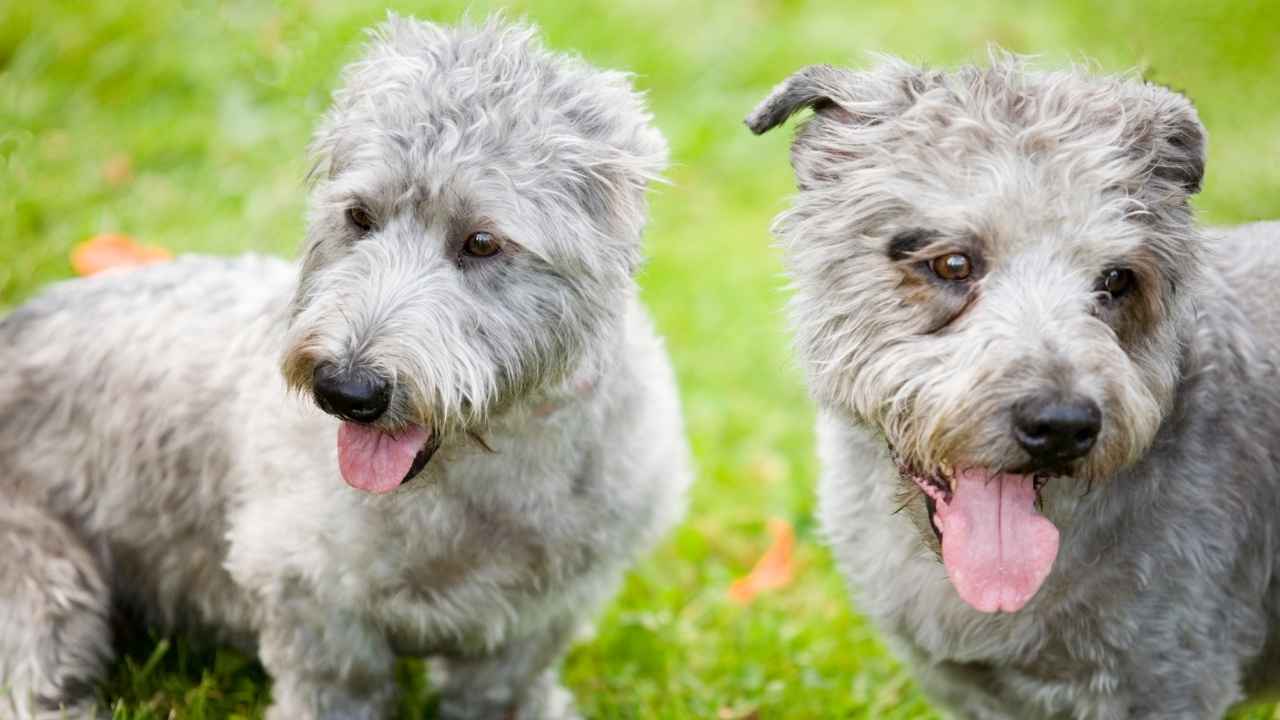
3,1,1279,718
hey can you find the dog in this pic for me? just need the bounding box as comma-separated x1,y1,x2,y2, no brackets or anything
0,15,689,720
748,53,1280,718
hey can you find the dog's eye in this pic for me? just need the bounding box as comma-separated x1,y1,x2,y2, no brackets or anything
463,231,502,258
930,253,972,281
345,206,375,234
1099,268,1135,299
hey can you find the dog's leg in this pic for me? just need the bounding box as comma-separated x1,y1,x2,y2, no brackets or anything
257,604,397,720
0,501,113,720
432,615,580,720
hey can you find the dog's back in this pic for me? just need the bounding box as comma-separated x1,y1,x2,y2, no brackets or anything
1215,221,1280,342
0,255,293,633
1212,221,1280,696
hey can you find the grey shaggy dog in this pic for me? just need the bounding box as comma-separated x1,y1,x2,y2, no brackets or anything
0,15,689,720
749,54,1280,718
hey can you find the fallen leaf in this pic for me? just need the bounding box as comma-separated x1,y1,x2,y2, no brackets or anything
102,153,134,186
71,234,172,276
728,517,796,604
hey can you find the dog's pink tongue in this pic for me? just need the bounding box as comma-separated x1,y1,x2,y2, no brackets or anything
935,469,1059,613
336,422,429,494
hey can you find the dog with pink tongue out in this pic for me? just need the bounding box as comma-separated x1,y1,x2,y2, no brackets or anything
0,15,688,720
750,53,1280,718
263,16,694,720
916,467,1059,614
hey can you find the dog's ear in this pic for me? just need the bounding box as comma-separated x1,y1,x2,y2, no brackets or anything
1148,90,1207,195
745,65,857,135
746,60,934,189
1124,85,1207,197
745,60,933,134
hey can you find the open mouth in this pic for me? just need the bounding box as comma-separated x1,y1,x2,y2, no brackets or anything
894,456,1061,614
336,422,441,494
403,434,442,483
906,467,955,544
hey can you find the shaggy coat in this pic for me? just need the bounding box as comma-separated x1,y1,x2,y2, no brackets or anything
749,54,1280,718
0,16,690,720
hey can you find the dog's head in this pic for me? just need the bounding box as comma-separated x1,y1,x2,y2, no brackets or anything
283,14,666,494
749,53,1207,612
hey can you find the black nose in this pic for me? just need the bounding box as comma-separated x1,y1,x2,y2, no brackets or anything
312,362,391,423
1012,395,1102,466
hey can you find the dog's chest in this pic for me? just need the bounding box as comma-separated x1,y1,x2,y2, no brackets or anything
373,476,611,650
308,448,622,654
839,521,1041,660
228,390,659,653
817,440,1054,664
376,496,603,653
830,474,1122,712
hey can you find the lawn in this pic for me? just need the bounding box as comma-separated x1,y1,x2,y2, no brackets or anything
2,1,1279,718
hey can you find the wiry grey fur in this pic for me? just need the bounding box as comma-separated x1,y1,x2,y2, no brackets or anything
0,15,689,719
750,53,1280,718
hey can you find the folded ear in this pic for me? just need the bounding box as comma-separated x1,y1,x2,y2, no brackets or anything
746,59,933,190
745,65,856,135
1148,89,1207,195
1116,83,1207,201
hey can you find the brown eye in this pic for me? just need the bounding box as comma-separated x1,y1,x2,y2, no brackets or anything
930,253,972,281
463,231,501,258
1100,268,1135,298
345,206,375,234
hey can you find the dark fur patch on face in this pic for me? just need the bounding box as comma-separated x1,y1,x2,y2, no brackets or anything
886,229,940,262
1096,245,1174,347
886,229,986,334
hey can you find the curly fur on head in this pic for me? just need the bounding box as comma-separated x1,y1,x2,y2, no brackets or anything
283,14,669,435
751,50,1206,489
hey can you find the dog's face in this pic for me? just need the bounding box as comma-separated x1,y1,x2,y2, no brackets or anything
750,56,1207,612
283,16,666,494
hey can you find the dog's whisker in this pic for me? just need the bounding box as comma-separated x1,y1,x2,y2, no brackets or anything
467,431,496,454
891,492,918,516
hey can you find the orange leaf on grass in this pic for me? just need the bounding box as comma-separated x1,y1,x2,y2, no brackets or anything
101,153,134,187
728,518,796,604
71,234,172,276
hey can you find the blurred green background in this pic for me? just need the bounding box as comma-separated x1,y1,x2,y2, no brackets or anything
2,1,1278,718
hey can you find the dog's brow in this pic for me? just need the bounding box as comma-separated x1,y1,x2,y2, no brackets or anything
339,191,374,209
886,229,940,261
